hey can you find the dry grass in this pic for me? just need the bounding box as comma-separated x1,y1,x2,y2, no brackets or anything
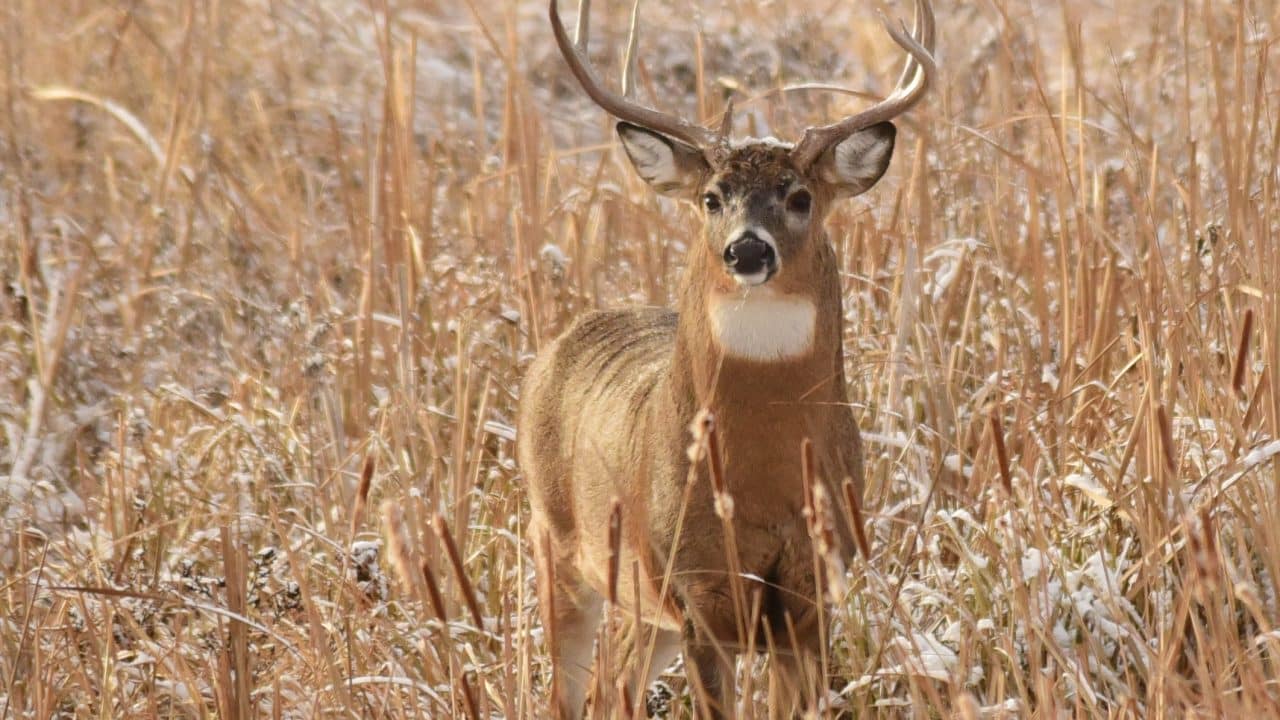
3,0,1280,717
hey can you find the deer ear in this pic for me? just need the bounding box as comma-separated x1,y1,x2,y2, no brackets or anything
616,122,709,196
814,121,896,198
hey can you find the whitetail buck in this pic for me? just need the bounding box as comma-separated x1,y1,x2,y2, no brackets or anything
519,1,935,716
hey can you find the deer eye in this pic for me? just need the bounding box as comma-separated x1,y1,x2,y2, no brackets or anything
703,193,723,213
786,189,812,215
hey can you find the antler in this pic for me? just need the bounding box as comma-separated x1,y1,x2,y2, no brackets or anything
549,0,717,150
790,0,937,170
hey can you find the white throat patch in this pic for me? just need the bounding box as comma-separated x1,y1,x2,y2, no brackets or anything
708,290,817,362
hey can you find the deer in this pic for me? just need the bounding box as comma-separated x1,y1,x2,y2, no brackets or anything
518,1,935,717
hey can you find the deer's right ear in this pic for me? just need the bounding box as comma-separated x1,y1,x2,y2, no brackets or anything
616,122,709,196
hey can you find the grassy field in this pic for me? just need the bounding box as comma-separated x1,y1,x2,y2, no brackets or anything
3,0,1280,717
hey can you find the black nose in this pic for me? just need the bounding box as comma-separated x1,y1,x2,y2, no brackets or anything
722,234,777,276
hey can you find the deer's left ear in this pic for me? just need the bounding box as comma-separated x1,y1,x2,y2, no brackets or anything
813,122,896,198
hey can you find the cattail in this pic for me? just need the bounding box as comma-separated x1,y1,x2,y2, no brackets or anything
800,438,816,515
989,411,1013,495
457,668,481,720
686,408,713,464
607,499,622,605
420,558,448,622
1156,404,1177,473
1232,308,1253,393
842,478,872,561
350,455,375,539
380,500,416,597
536,531,559,664
433,513,484,630
1186,507,1222,605
615,676,634,720
705,414,732,520
810,483,848,602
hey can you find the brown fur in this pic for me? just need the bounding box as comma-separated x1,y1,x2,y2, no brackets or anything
519,136,890,718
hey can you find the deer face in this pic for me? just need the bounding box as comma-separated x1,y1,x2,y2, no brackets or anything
616,121,897,290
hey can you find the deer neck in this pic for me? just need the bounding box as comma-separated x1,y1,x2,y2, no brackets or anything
666,245,847,428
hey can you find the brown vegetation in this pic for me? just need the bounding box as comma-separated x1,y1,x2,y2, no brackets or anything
2,0,1279,717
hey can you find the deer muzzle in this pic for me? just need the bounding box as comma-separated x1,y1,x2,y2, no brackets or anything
723,231,778,284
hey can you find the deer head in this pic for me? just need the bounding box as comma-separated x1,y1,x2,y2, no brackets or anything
551,0,934,298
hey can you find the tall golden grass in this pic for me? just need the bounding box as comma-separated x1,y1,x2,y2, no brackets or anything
2,0,1279,717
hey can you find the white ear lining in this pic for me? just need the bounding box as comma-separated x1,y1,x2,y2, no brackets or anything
619,128,682,188
833,130,894,186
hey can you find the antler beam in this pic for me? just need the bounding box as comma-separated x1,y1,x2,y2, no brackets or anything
549,0,717,150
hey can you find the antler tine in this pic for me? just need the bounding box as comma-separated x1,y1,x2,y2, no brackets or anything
620,0,641,97
893,1,923,94
573,0,590,51
791,0,937,170
718,96,735,140
550,0,716,150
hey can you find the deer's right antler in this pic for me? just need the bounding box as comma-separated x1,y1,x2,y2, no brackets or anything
550,0,717,150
